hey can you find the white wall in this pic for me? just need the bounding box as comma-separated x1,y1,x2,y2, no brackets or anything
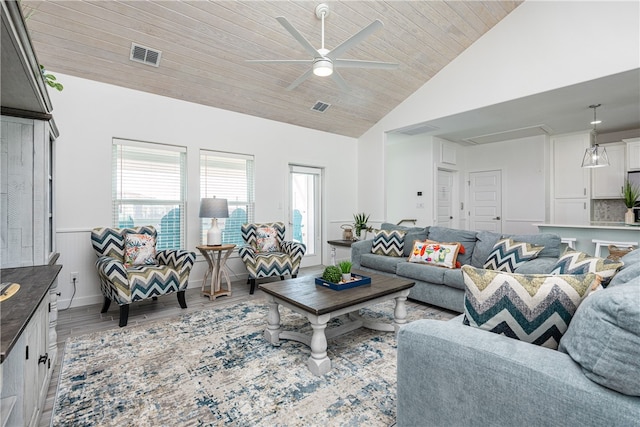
358,0,640,221
50,74,357,308
461,135,548,234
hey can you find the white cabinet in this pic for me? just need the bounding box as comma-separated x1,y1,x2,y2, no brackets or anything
592,143,626,198
625,138,640,171
551,132,591,224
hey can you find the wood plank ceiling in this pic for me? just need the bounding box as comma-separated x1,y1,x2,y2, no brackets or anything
20,1,521,138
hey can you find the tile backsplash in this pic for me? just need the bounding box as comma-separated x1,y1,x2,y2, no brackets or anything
592,199,629,222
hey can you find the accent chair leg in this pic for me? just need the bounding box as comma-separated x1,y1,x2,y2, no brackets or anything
100,297,111,313
249,278,256,295
177,290,187,309
280,276,285,280
152,296,158,301
292,274,297,278
119,305,129,327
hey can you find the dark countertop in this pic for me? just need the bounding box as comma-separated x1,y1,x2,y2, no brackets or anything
0,265,62,363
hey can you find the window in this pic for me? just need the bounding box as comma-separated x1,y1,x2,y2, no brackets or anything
200,150,255,246
113,139,186,250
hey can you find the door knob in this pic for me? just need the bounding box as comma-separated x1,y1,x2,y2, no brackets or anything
493,216,501,220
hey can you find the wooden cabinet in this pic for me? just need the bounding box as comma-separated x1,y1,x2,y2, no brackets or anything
1,265,61,427
551,132,591,224
625,137,640,171
592,143,626,199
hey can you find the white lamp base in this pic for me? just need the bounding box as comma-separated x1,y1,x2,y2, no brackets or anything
207,218,222,245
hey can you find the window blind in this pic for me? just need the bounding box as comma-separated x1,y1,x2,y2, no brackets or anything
200,150,255,246
112,139,186,250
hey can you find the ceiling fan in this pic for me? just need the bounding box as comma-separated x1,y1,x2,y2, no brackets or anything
247,3,399,91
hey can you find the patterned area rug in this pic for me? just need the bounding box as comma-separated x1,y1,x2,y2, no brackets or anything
52,299,449,426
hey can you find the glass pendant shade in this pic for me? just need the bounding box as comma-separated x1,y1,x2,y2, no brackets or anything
581,103,609,168
581,144,609,168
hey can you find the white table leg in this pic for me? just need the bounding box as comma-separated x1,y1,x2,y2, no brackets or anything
264,297,281,344
307,313,331,376
393,290,411,332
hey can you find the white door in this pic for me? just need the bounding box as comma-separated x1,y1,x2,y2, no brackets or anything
436,169,454,228
289,165,322,267
469,170,502,232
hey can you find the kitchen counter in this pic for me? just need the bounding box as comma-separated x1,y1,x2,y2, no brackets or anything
536,223,640,256
0,265,61,362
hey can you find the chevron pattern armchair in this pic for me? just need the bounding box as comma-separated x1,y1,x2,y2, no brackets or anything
238,222,306,294
91,226,196,326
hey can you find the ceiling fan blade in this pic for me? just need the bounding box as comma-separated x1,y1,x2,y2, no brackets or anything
328,19,384,59
286,68,314,91
334,59,399,69
331,70,350,92
246,59,313,64
276,16,321,58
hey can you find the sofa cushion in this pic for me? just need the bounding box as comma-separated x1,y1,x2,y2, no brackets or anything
442,268,465,290
471,230,502,268
506,233,561,258
559,281,640,396
360,253,405,274
381,224,430,257
371,229,406,257
608,261,640,287
483,238,544,273
462,265,598,349
551,248,623,287
408,240,461,269
513,257,557,274
396,261,445,285
427,227,477,266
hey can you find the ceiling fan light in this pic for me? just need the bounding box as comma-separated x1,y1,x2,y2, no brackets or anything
313,58,333,76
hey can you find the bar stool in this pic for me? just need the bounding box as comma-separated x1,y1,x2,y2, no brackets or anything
592,239,638,258
560,237,576,250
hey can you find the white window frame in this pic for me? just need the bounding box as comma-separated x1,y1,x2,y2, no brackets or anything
112,138,187,250
200,150,255,247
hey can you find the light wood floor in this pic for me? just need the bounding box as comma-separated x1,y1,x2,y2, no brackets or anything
39,266,456,426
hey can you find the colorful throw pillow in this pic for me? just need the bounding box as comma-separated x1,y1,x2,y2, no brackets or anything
371,229,406,257
256,226,279,253
124,233,156,267
408,240,461,269
551,248,623,287
462,265,599,349
483,238,544,273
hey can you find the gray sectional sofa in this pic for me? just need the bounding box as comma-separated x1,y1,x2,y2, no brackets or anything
396,249,640,426
351,223,562,313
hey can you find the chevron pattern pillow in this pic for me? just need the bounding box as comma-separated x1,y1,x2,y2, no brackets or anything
484,238,544,273
371,229,406,257
551,248,623,287
462,265,599,349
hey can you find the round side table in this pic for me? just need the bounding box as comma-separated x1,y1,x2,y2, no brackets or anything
196,244,236,301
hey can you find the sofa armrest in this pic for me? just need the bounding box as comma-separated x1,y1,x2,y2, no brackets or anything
95,255,128,292
156,249,196,277
397,319,640,427
351,239,373,268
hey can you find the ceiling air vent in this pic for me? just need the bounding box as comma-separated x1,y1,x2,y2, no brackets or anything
130,43,162,67
311,101,331,113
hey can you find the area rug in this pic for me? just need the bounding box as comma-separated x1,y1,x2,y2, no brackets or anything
52,299,449,426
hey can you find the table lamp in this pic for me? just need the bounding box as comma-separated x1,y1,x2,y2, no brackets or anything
199,197,229,245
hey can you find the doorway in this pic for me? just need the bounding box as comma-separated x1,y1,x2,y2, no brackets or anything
468,170,502,232
436,169,455,228
289,165,322,267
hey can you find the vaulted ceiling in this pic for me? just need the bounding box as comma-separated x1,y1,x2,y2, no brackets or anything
20,0,522,138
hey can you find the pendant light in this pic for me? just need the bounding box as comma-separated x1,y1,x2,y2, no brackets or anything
581,104,609,168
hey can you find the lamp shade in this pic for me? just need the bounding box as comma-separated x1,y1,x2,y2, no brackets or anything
581,145,610,168
199,198,229,219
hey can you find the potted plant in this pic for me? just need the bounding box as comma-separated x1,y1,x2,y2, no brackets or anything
338,260,353,282
622,179,640,224
353,212,371,239
321,265,342,284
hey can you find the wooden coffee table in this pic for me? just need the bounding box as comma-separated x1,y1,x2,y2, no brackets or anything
259,270,415,376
